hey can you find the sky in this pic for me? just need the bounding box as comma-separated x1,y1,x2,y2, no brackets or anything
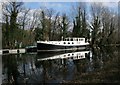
23,1,119,15
0,0,119,22
24,2,78,15
0,0,119,15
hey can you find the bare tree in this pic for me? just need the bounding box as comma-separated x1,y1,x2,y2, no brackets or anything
17,8,30,46
46,8,55,40
17,8,30,30
51,12,59,40
90,2,117,46
100,7,117,45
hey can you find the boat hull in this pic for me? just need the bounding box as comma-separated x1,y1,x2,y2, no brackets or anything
37,42,89,52
26,46,37,52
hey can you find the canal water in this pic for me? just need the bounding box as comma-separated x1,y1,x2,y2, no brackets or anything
2,46,120,84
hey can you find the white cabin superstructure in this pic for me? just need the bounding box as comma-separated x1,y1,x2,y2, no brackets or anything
37,37,89,46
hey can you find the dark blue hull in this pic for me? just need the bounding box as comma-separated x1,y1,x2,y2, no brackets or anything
37,43,88,52
26,46,37,52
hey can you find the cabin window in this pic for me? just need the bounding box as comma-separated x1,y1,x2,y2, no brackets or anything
65,39,67,41
76,39,78,41
71,39,73,41
64,42,66,44
68,54,70,56
80,39,84,41
68,42,70,44
72,42,74,44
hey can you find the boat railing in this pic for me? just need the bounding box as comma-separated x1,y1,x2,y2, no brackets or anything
64,37,85,42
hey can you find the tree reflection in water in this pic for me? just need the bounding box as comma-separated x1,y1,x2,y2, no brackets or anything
2,47,120,84
3,54,20,85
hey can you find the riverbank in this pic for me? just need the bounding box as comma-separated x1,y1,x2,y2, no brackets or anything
62,69,119,84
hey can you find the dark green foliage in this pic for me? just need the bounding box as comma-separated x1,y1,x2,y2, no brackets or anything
60,14,69,39
72,7,90,41
90,16,101,45
35,27,43,41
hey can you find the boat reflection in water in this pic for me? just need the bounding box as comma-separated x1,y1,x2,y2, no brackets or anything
37,51,90,61
35,50,91,83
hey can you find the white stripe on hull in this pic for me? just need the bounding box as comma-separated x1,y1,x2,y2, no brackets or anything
37,47,86,52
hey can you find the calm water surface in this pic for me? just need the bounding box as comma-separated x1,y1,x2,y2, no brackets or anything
2,47,120,84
